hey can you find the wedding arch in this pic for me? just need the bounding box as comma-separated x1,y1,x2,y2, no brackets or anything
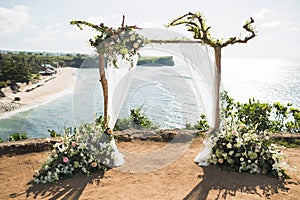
70,13,256,167
33,13,290,184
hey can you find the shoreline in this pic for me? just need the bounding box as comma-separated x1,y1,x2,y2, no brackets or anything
0,67,77,119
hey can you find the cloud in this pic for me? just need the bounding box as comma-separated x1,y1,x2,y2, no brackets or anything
0,5,30,37
261,20,281,28
24,23,63,46
253,9,270,19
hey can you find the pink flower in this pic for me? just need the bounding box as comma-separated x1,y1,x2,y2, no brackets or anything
91,162,97,168
232,130,237,135
104,42,109,47
71,141,77,147
218,158,224,164
255,145,261,150
63,157,69,163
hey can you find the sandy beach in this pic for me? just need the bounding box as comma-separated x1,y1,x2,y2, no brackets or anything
0,67,77,118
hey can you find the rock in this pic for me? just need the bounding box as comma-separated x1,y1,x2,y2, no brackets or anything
10,83,20,92
0,90,5,98
14,97,21,101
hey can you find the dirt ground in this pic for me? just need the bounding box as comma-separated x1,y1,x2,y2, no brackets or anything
0,138,299,200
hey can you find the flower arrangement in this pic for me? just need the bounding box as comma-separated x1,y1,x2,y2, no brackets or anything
70,16,148,68
208,122,290,179
95,28,147,68
34,120,115,184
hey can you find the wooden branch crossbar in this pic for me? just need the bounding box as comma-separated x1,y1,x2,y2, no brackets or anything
149,39,203,44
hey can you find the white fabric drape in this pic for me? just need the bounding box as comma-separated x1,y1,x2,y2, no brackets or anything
179,44,218,166
106,55,138,129
105,28,220,167
179,44,217,128
106,55,138,167
136,28,219,166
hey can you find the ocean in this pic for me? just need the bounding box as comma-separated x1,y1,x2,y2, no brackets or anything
0,58,299,140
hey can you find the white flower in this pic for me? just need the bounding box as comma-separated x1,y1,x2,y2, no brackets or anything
33,170,40,177
226,143,232,149
228,150,234,156
133,42,139,49
265,136,270,140
130,35,136,41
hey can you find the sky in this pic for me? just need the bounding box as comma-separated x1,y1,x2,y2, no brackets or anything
0,0,299,59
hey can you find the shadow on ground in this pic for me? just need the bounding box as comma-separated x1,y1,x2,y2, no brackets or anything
184,165,297,200
10,172,104,200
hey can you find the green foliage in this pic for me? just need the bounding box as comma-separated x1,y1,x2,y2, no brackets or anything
236,98,272,132
114,106,159,130
194,114,209,131
0,51,87,86
285,107,300,133
185,122,193,130
130,106,157,129
220,91,300,133
211,92,294,179
48,129,61,138
9,132,27,141
137,56,174,66
185,114,209,131
0,53,31,84
0,137,3,143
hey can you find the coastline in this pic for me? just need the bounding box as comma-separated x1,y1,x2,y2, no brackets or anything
0,67,77,119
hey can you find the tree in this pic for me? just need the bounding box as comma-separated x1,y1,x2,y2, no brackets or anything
0,54,31,84
70,16,145,127
166,12,256,131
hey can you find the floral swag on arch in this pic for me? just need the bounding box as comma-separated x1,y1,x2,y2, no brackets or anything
33,14,290,183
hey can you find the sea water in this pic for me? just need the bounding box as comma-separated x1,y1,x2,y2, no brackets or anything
0,58,299,139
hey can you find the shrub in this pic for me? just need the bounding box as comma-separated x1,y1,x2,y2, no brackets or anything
220,91,300,133
285,107,300,133
48,129,61,138
9,132,27,141
114,106,159,130
236,98,272,132
194,114,209,131
185,114,209,132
